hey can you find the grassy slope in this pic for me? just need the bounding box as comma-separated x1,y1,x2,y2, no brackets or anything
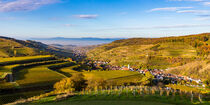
0,38,38,57
0,55,52,78
87,34,209,69
0,36,74,58
83,70,140,80
16,63,67,88
166,60,210,81
57,65,143,85
59,65,80,77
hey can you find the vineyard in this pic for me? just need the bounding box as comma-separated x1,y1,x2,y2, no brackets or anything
7,85,210,105
0,55,65,89
0,55,146,105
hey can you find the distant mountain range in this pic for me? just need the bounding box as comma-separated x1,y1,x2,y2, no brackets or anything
30,37,124,46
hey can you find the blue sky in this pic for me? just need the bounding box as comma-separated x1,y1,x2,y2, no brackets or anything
0,0,210,38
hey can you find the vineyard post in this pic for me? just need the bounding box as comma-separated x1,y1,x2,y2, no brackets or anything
138,87,141,95
89,89,91,96
110,85,113,95
190,91,193,103
105,86,108,96
82,88,85,95
159,87,163,96
95,86,98,96
142,87,145,97
100,86,103,95
151,87,155,95
144,86,148,95
173,89,176,97
126,86,129,97
166,89,170,96
179,89,182,97
115,86,118,95
198,93,203,103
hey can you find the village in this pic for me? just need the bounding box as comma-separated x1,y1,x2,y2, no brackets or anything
0,59,205,88
87,60,205,88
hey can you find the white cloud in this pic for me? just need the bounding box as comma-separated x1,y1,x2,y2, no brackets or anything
203,2,210,6
195,17,210,20
176,10,209,14
74,14,99,19
0,16,16,20
0,0,59,12
121,24,210,30
64,24,73,27
149,7,193,12
168,0,203,1
198,14,210,16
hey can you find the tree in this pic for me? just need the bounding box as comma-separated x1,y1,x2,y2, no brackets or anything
54,78,75,93
71,73,86,91
54,73,86,92
86,76,107,89
139,71,154,85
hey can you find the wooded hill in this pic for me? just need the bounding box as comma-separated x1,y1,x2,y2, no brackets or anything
87,33,210,69
0,36,73,58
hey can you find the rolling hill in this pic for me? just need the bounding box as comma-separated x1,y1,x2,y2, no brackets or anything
0,36,73,58
87,33,210,69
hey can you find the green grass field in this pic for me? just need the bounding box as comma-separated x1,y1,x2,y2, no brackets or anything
0,65,18,75
57,65,142,81
83,70,140,80
59,65,80,77
16,63,67,88
58,66,143,85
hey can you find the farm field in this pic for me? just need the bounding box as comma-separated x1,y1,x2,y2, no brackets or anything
83,70,141,80
0,65,18,77
57,66,143,84
16,63,67,88
59,65,80,77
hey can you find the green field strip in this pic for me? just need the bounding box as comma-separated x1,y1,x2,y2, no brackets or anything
0,57,57,78
0,60,64,89
83,70,140,80
48,63,79,77
15,62,67,88
59,65,80,77
47,62,77,77
0,55,52,63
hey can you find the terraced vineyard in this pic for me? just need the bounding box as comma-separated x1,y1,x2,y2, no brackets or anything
87,34,210,69
0,55,61,89
0,55,147,105
15,62,67,88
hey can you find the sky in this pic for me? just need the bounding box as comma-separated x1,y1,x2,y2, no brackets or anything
0,0,210,39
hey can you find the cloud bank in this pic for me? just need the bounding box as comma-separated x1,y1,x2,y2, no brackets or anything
0,0,59,12
74,14,99,19
149,7,193,12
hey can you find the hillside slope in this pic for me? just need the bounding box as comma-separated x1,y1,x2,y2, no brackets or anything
0,36,73,57
87,33,210,69
165,60,210,81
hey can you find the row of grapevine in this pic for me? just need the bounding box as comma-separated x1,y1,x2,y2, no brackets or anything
78,86,206,103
